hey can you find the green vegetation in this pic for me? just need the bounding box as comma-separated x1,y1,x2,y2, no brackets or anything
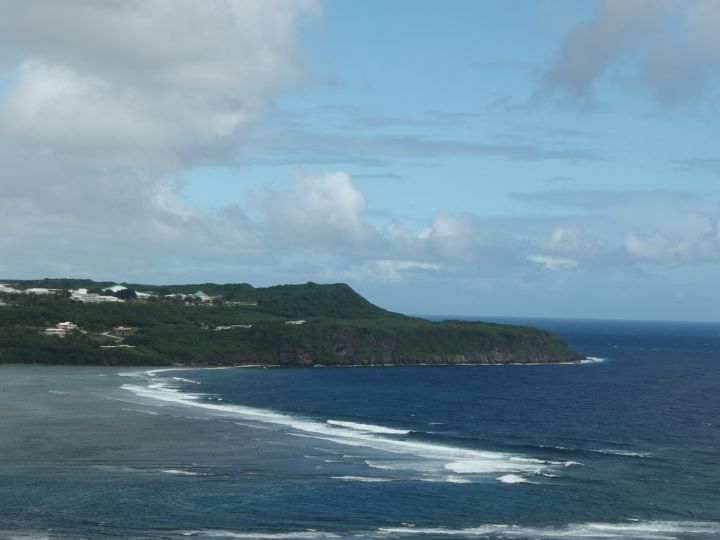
0,279,583,365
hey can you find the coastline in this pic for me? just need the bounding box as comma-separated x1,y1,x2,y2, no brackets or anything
1,355,599,369
118,365,584,485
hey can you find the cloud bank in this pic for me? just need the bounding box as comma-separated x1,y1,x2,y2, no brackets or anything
0,0,319,168
0,1,718,320
0,0,320,279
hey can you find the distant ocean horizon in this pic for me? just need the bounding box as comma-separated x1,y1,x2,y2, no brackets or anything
1,317,719,539
419,314,720,325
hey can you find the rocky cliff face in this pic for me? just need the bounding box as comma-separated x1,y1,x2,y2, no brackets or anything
262,351,584,367
191,325,585,366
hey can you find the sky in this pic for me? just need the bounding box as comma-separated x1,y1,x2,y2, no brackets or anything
1,0,719,321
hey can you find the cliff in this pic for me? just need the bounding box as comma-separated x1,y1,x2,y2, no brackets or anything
185,320,582,366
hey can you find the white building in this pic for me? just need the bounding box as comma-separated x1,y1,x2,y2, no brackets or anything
81,294,124,303
43,328,66,336
113,326,134,336
43,322,79,337
57,322,78,331
70,289,124,303
23,288,60,295
0,284,20,294
213,324,253,331
285,320,307,325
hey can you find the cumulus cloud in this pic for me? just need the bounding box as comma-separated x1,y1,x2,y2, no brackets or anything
342,260,441,282
0,0,716,307
515,189,720,266
542,227,604,256
419,215,479,263
0,0,322,279
0,0,319,170
624,228,720,263
536,0,720,106
260,171,379,250
417,214,521,268
624,232,686,261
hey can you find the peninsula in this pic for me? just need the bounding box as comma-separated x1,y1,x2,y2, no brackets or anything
0,279,584,366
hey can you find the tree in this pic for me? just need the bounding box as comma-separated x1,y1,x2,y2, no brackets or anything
116,289,138,300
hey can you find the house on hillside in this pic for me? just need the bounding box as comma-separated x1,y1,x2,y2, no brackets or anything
113,326,134,336
213,324,253,331
43,321,79,337
57,322,78,331
24,288,58,295
43,327,66,336
70,289,124,303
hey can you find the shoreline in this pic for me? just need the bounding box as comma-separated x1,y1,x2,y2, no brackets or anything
119,366,582,484
1,356,603,370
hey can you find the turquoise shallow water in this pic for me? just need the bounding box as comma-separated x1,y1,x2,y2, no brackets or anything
0,319,719,539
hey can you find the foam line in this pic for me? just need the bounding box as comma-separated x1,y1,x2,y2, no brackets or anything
326,420,410,435
593,449,651,457
176,521,720,539
331,476,392,482
496,474,532,484
121,370,574,482
377,520,720,538
178,531,341,539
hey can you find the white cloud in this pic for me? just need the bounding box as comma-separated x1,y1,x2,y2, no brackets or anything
0,0,319,170
624,230,720,263
517,189,720,266
0,2,333,288
527,255,579,270
0,0,716,310
343,260,441,282
625,232,679,261
421,214,482,263
541,226,607,260
261,171,378,250
0,0,321,279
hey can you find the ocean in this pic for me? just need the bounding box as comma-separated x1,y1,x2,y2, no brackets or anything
1,318,719,539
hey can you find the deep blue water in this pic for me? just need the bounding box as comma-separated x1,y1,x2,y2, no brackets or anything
1,318,719,539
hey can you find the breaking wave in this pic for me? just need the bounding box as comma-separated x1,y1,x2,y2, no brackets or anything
120,369,576,484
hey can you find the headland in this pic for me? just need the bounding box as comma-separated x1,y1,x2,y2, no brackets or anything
0,278,584,366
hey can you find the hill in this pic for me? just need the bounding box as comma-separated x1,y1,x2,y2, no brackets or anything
0,279,584,366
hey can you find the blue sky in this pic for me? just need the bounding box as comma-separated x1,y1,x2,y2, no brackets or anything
1,1,719,321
